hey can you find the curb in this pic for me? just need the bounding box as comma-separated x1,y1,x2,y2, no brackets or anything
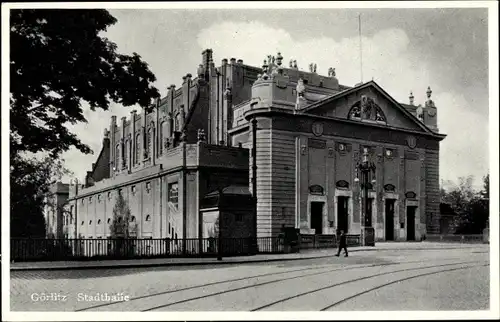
10,248,368,271
9,245,487,272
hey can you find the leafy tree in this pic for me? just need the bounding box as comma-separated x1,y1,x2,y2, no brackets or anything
109,192,135,238
480,174,489,201
10,9,159,239
10,155,72,238
441,175,490,235
10,9,159,160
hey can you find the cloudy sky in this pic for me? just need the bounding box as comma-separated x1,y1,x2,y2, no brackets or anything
62,6,490,190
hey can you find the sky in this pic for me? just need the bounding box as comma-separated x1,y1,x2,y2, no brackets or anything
61,6,491,190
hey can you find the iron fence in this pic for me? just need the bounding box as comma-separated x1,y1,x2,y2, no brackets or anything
11,237,275,262
425,234,485,243
10,234,361,262
299,234,361,249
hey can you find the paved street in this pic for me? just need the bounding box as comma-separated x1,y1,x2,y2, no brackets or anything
10,243,490,311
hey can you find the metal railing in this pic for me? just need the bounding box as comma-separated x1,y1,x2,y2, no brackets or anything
10,234,362,262
11,237,278,262
424,234,485,243
299,234,361,249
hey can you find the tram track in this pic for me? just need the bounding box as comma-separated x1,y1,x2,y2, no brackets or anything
76,260,390,311
140,260,485,312
251,261,489,311
319,263,489,311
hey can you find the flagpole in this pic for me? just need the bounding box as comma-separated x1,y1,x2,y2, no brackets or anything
359,13,363,84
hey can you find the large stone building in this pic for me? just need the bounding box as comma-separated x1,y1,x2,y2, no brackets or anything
61,49,445,242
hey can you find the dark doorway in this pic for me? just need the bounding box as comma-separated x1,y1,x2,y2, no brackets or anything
310,202,324,235
406,206,417,241
385,199,395,241
337,196,349,234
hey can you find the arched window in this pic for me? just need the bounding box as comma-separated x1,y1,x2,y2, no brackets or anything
118,217,122,223
89,220,92,225
146,125,153,157
115,144,120,170
145,215,151,222
130,216,136,222
175,114,180,132
159,121,165,155
135,133,141,164
97,219,101,225
107,218,111,224
123,139,128,169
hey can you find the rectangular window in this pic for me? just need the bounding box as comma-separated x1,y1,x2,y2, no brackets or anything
98,194,101,202
146,182,151,193
89,196,92,203
235,214,243,222
131,185,136,195
168,182,179,209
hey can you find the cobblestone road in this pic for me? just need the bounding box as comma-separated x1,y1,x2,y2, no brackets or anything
10,245,490,311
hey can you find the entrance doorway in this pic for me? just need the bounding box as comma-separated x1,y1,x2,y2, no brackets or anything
337,196,349,234
385,199,395,241
406,206,417,241
310,202,324,235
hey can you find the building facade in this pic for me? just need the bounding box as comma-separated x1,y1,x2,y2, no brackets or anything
45,182,69,238
60,49,445,242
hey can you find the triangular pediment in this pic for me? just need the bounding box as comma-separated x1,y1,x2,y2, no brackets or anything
301,81,431,133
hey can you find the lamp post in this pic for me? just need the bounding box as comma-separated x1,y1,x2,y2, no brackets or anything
355,148,376,246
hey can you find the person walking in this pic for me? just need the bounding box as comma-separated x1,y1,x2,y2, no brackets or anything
335,230,348,257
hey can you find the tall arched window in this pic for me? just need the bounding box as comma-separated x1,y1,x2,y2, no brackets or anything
159,121,164,155
123,140,128,169
174,114,180,132
135,133,140,164
146,127,152,157
115,144,120,171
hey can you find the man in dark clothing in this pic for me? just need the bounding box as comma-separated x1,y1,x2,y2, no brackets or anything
335,230,348,257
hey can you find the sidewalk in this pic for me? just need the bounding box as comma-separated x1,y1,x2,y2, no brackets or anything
9,242,488,271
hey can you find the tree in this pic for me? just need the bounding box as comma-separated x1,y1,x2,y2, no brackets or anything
480,174,489,201
10,155,72,238
109,192,134,238
10,9,160,160
441,175,489,235
10,9,159,239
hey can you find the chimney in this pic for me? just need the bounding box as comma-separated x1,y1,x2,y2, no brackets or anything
201,49,213,69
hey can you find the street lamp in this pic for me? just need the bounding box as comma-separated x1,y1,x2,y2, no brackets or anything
355,147,376,246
